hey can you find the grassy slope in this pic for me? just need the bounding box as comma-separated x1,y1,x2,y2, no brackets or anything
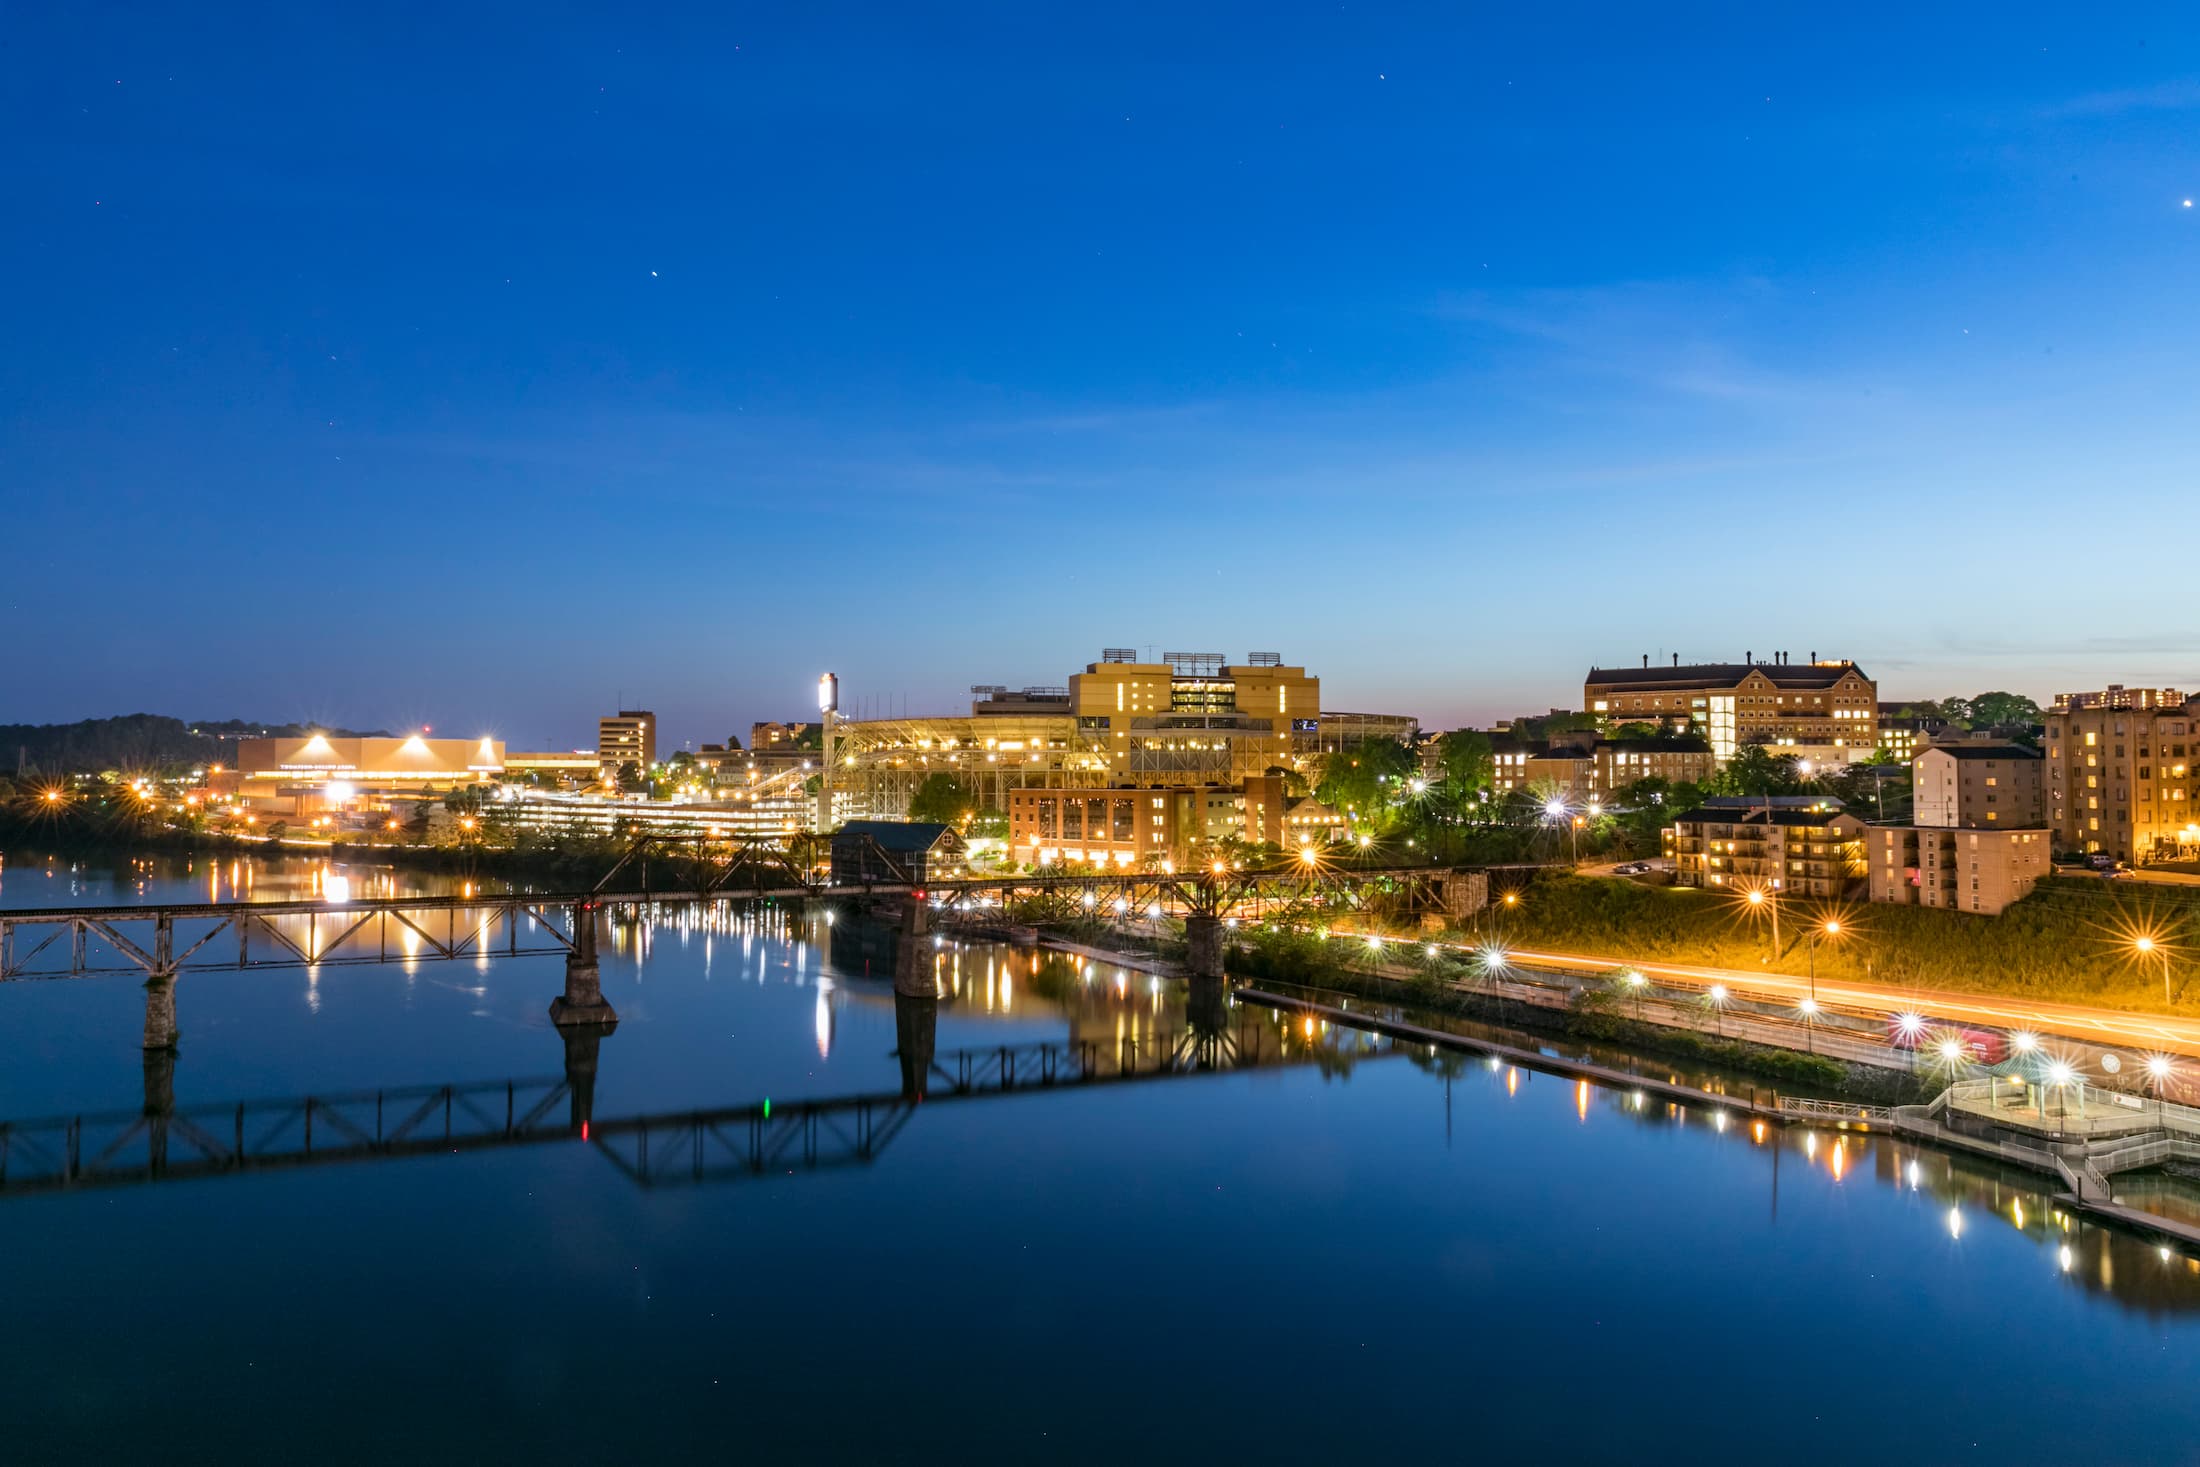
1485,874,2200,1017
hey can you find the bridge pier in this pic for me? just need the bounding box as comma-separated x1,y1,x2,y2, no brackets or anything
892,900,935,999
894,989,937,1100
558,1020,611,1133
142,974,178,1052
549,902,619,1027
1184,914,1226,981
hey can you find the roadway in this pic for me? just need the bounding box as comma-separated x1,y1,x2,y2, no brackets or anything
1504,943,2200,1061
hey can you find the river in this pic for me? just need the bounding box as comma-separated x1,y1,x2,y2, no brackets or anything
1,845,2196,1463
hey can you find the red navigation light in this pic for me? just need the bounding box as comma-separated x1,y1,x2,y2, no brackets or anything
580,1121,589,1141
912,889,926,901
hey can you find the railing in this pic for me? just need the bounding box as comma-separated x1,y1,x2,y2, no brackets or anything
1775,1096,1893,1124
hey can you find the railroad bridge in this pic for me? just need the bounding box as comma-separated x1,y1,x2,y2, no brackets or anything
0,834,1484,1052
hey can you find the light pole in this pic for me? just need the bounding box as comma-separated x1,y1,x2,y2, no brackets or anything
1806,917,1840,1012
2134,934,2173,1006
1746,884,1781,957
2147,1054,2174,1121
1707,983,1729,1038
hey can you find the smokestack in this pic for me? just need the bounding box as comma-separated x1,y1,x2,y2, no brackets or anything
1643,654,1649,668
1672,653,1679,667
1746,650,1752,664
1810,650,1817,664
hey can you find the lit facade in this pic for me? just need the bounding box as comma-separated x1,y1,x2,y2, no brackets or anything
217,733,506,815
598,711,657,773
1869,826,2049,916
1585,654,1877,765
1007,774,1294,868
2044,687,2200,862
829,649,1407,821
1667,805,1868,898
1913,745,2044,829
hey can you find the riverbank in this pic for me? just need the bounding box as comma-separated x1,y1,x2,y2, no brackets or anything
0,820,637,892
1490,872,2200,1016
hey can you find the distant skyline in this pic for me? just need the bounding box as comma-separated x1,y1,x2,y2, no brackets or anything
6,5,2198,747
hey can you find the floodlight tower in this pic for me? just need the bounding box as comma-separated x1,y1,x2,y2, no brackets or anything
816,672,839,831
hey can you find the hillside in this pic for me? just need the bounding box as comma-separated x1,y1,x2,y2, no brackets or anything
0,715,391,776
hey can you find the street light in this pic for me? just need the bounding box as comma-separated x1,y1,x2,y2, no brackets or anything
2147,1053,2175,1120
1707,982,1729,1037
2132,933,2174,1006
1542,796,1582,867
1744,883,1782,955
1798,996,1819,1053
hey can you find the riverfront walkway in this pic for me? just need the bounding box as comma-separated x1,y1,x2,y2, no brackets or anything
1238,988,2200,1253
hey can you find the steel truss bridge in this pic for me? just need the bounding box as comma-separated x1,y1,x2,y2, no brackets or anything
0,1014,1398,1200
0,837,1471,986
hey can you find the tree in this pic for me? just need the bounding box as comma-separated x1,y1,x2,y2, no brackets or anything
907,772,978,826
1433,730,1495,804
1713,743,1805,797
1314,739,1418,827
1968,691,2042,728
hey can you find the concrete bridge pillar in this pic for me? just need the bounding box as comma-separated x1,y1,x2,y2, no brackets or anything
558,1020,611,1133
1184,914,1226,981
550,901,619,1027
142,973,179,1052
894,988,937,1100
892,900,936,999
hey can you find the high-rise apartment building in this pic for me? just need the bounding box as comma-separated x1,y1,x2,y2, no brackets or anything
2043,687,2200,862
1584,653,1877,765
598,710,657,774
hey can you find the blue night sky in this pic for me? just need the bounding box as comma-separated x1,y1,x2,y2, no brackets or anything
5,4,2198,749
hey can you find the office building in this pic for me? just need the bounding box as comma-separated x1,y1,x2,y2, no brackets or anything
1585,653,1877,765
598,711,657,774
1914,744,2044,829
2044,686,2200,862
1869,827,2050,916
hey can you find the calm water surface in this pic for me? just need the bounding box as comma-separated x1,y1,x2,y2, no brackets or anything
2,847,2197,1464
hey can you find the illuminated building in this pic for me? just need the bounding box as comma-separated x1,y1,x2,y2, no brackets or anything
1585,653,1877,765
2044,687,2200,862
1914,744,2044,829
598,711,657,774
504,750,600,782
1488,733,1714,801
214,733,505,816
1006,774,1293,867
1870,827,2049,915
1666,804,1867,897
831,649,1409,821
